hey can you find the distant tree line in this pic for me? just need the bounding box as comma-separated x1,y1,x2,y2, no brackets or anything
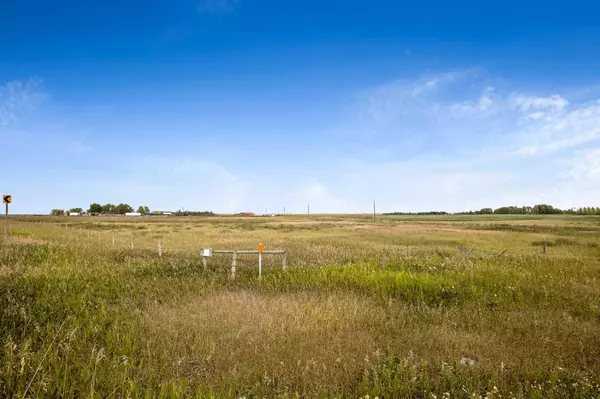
50,204,152,215
570,207,600,215
456,204,600,215
384,204,600,216
88,203,153,215
87,203,136,214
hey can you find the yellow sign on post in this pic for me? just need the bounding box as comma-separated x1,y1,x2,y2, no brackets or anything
2,195,11,204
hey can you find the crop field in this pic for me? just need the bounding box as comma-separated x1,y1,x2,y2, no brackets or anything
1,215,599,398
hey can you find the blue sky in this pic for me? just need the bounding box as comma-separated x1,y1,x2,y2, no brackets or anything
2,0,600,214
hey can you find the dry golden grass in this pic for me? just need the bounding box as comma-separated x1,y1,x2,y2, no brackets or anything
1,214,599,397
146,290,381,393
144,290,600,395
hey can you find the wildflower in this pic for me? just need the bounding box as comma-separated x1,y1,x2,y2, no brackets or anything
460,357,475,367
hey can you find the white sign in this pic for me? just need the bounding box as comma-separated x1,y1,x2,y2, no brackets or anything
201,248,212,257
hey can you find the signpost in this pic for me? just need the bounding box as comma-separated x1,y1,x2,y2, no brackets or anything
3,195,11,237
258,243,264,278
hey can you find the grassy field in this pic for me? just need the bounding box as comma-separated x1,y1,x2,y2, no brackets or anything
1,214,599,398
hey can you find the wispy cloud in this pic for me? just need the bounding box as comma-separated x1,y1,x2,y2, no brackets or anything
449,86,495,116
363,69,600,155
197,0,239,14
0,78,45,127
339,69,600,211
507,101,600,156
509,93,569,112
6,69,600,214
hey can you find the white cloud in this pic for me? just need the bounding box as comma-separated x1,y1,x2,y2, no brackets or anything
510,101,600,155
0,79,45,127
410,70,473,97
528,111,546,120
449,86,495,115
366,69,480,125
346,70,600,211
510,93,569,112
509,93,569,121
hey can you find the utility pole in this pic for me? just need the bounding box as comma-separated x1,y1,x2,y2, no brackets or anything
308,204,310,216
373,199,376,222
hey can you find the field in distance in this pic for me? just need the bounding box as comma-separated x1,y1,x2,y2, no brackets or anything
1,214,599,398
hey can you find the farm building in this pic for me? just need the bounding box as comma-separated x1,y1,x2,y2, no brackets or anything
124,212,142,217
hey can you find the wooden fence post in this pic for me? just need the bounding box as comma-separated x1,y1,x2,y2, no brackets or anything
282,251,287,271
158,239,162,257
466,244,476,259
258,253,262,278
543,241,547,255
231,252,237,279
202,256,207,271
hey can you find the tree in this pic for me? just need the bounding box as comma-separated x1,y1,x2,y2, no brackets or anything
102,203,116,214
88,203,103,214
137,205,150,215
480,208,493,214
50,209,65,216
533,204,559,215
494,206,522,214
69,208,83,214
114,203,134,214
